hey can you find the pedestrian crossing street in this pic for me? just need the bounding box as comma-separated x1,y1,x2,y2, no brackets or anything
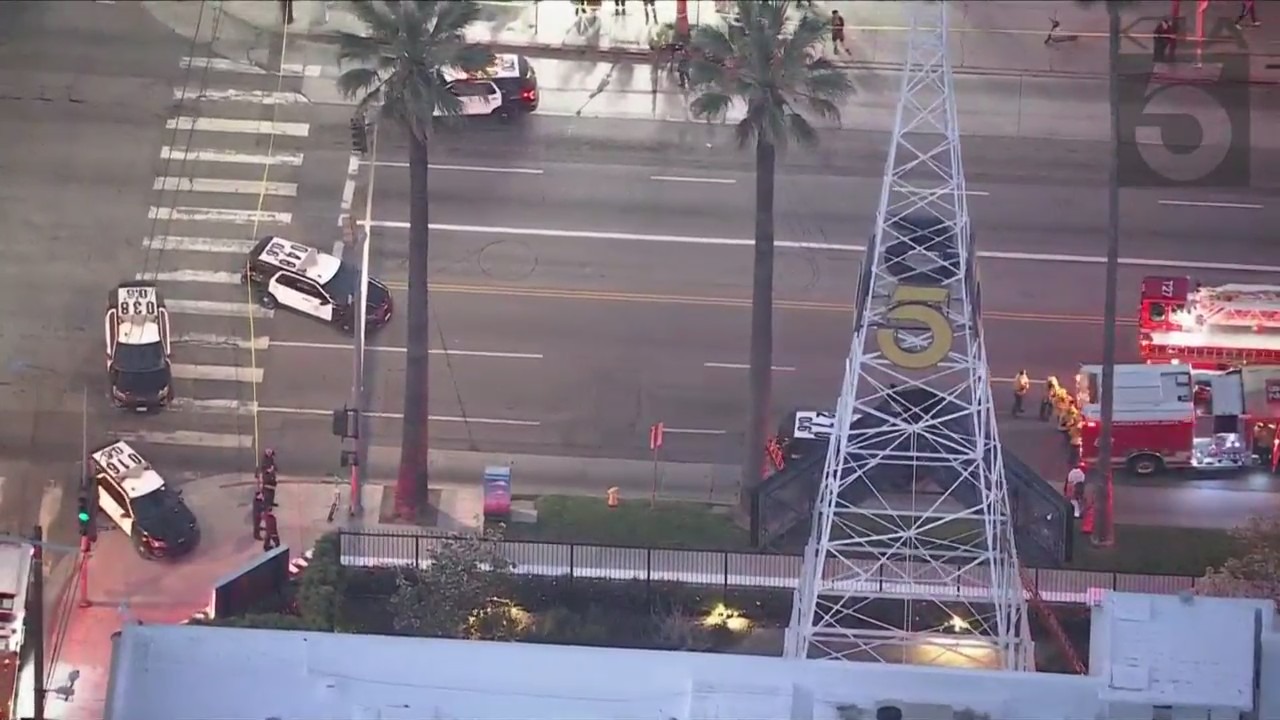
116,56,322,460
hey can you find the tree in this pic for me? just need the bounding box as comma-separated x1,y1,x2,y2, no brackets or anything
295,532,346,630
336,1,493,519
686,0,853,514
389,533,516,638
1199,517,1280,602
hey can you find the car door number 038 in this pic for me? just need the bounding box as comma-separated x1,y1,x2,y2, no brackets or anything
264,242,307,270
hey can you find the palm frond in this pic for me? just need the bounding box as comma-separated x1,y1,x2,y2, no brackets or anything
333,0,489,141
686,0,852,153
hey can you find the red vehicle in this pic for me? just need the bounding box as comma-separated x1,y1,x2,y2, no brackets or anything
1138,275,1280,369
1077,362,1280,475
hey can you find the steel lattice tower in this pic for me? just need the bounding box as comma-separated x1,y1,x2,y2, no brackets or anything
783,1,1031,671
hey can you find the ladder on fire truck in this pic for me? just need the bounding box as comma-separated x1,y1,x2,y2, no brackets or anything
1020,567,1085,674
1193,284,1280,328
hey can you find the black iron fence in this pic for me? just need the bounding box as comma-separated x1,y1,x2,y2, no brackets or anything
338,529,1202,605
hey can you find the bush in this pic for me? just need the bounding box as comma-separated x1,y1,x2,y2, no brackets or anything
296,533,347,631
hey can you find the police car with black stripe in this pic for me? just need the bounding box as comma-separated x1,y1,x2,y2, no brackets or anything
241,236,392,333
89,440,199,560
104,281,173,411
439,53,539,119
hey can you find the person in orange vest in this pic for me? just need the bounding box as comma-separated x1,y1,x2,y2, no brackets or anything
1012,370,1030,417
606,486,620,508
1052,386,1071,424
1040,376,1059,421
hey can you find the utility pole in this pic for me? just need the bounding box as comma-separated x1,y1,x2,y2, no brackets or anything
30,525,44,720
345,118,379,517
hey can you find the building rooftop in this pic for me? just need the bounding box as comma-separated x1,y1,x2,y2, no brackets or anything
104,592,1276,720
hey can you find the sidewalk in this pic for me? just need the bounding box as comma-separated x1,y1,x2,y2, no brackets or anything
215,0,1280,81
35,476,393,720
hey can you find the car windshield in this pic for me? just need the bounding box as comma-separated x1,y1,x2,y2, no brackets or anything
131,488,177,527
321,262,359,301
114,342,166,373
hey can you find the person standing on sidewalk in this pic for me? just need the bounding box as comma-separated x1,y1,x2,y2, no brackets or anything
251,490,266,541
831,10,848,56
1237,0,1260,28
1040,376,1060,421
1153,17,1175,63
262,509,281,551
1064,466,1085,518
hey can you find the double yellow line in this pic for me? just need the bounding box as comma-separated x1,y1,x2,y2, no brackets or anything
394,281,1135,326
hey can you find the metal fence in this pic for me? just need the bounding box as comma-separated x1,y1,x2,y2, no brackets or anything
338,529,1203,606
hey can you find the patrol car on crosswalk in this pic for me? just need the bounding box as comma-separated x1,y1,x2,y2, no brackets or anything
89,440,199,560
241,236,392,333
104,281,173,411
439,52,539,119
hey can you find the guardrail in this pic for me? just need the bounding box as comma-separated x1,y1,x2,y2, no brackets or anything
338,530,1203,605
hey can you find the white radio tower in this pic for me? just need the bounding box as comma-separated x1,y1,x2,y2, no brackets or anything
783,1,1031,670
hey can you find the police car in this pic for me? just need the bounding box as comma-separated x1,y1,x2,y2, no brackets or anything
89,440,199,560
439,53,538,119
104,281,173,411
240,236,392,332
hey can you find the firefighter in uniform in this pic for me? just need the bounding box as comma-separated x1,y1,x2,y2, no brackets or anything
1040,376,1059,421
1059,399,1080,434
262,508,281,551
1052,385,1071,425
1012,370,1030,417
1067,415,1083,464
1064,466,1085,518
251,490,266,541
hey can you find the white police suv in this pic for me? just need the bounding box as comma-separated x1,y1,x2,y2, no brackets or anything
241,236,392,333
89,440,199,560
104,281,173,411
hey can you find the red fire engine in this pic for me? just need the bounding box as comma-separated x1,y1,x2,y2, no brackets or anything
1077,363,1280,476
1139,275,1280,368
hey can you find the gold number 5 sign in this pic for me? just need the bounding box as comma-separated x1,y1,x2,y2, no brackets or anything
875,285,954,369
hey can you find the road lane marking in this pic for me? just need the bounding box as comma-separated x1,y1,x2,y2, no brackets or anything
153,177,298,196
136,270,241,284
149,206,292,224
650,175,736,184
428,164,543,175
175,88,310,104
268,340,542,358
385,281,1133,325
171,363,264,383
704,362,796,371
255,406,540,425
169,397,255,414
173,332,269,350
1158,199,1264,210
664,428,728,435
114,430,254,449
280,63,324,77
166,116,310,137
160,146,304,166
340,153,359,213
38,483,63,541
351,220,1280,274
166,299,272,318
143,236,257,254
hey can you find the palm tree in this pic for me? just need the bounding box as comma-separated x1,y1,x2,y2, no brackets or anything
1075,0,1134,546
686,0,853,516
336,0,493,519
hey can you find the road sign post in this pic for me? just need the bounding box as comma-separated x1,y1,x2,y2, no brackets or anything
649,423,664,508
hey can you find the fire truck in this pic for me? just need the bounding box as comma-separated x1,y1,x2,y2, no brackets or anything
0,541,33,720
1077,362,1280,476
1138,275,1280,368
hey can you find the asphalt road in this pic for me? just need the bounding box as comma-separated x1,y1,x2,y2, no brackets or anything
0,1,197,543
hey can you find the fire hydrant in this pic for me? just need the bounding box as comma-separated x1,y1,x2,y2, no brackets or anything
606,486,620,508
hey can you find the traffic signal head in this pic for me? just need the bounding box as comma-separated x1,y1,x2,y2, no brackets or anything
77,495,91,537
350,118,369,155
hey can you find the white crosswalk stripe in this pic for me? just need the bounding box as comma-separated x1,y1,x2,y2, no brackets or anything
123,56,317,457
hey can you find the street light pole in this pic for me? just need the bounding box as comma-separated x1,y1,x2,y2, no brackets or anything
347,121,379,516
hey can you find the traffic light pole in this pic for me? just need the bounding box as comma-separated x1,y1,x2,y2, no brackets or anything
347,120,378,517
31,525,45,720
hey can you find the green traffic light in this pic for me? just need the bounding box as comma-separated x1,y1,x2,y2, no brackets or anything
77,511,90,522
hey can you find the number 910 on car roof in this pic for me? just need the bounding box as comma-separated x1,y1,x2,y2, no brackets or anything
91,440,149,480
258,237,319,273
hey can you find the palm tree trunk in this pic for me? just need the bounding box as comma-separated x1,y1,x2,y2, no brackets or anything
395,130,431,519
1093,5,1121,546
742,136,777,518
